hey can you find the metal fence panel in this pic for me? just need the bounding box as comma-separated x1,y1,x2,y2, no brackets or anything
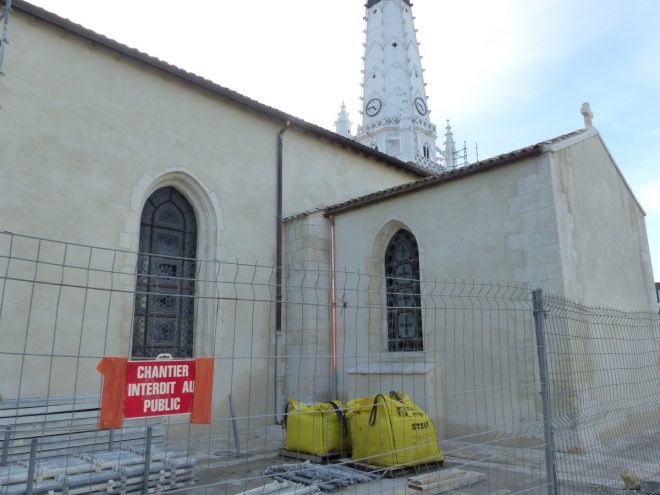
0,232,658,495
544,295,660,493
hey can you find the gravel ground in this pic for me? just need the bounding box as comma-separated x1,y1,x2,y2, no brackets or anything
176,424,660,495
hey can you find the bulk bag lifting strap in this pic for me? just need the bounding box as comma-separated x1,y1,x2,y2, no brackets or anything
348,391,444,468
283,400,350,456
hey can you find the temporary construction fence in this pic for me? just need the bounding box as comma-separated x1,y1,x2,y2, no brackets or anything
543,296,660,493
0,231,659,495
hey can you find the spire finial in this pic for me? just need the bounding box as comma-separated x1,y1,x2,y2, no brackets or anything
581,102,594,129
444,120,456,169
335,102,352,138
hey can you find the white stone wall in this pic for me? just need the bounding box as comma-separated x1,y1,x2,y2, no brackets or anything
545,133,660,447
330,158,546,438
506,154,565,295
0,12,415,420
283,213,332,403
550,132,656,311
328,139,657,440
332,155,549,286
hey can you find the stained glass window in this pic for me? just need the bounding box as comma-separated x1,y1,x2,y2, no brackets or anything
132,187,197,358
385,229,422,351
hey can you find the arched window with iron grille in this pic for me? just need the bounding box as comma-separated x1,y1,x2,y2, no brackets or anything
132,187,197,358
385,229,422,351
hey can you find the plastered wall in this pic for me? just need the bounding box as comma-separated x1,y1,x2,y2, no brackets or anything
0,12,414,426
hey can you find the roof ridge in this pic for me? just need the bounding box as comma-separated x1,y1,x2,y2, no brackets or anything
324,129,588,216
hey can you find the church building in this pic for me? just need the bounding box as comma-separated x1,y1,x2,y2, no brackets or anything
0,0,656,442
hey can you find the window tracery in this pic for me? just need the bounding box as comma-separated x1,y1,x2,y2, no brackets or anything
132,187,197,358
385,229,422,351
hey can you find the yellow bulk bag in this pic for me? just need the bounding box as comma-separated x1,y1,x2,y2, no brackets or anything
283,400,350,455
346,391,444,467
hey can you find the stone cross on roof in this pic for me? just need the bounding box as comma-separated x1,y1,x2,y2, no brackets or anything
581,102,594,129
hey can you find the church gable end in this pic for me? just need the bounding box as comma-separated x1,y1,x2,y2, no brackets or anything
548,133,655,309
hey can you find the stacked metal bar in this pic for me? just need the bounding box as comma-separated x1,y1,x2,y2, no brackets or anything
264,462,379,491
0,447,195,495
0,396,166,464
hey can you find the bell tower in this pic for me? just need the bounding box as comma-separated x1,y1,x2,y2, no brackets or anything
356,0,441,173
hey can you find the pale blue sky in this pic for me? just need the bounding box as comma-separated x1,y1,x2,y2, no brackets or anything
22,0,660,280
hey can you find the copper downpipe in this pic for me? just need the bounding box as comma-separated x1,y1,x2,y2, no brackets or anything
330,215,338,391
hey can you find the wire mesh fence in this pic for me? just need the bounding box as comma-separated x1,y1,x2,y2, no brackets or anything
544,295,660,493
0,231,658,495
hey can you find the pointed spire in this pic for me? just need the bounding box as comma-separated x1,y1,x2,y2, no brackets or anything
335,102,352,138
355,0,440,172
444,121,456,169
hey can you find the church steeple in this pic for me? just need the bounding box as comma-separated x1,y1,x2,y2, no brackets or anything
356,0,441,173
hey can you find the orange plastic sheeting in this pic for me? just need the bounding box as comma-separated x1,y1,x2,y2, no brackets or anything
97,357,128,430
191,357,214,424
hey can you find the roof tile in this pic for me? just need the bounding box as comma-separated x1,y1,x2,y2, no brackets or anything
324,129,588,215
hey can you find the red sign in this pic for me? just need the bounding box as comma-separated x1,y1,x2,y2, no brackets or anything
123,359,196,418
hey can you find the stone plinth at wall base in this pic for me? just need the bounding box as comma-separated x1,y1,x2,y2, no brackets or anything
345,359,443,438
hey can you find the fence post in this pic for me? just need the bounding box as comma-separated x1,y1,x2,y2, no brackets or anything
533,289,559,495
1,427,10,466
142,426,153,495
25,438,38,495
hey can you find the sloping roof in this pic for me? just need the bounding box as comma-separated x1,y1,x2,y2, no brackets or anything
324,129,588,216
8,0,430,179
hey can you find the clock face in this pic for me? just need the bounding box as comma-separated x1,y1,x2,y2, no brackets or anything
415,97,427,116
365,98,382,117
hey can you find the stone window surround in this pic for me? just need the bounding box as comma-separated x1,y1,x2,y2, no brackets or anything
368,219,428,357
123,168,224,358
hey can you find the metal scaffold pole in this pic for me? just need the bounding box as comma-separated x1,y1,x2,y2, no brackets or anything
533,289,559,495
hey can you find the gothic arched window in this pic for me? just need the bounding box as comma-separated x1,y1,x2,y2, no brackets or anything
385,229,422,351
423,143,430,159
132,187,197,358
